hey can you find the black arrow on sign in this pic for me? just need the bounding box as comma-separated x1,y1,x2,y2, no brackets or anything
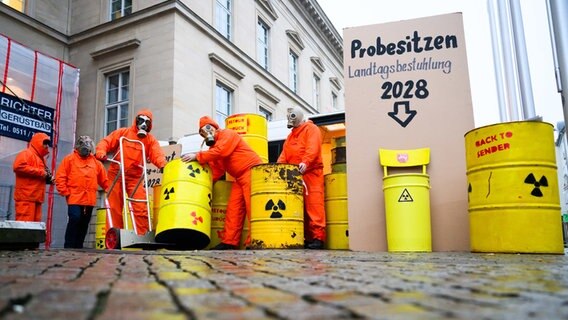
388,101,417,128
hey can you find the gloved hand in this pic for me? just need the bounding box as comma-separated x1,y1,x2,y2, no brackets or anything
45,169,54,185
95,152,107,161
181,153,197,162
298,162,307,174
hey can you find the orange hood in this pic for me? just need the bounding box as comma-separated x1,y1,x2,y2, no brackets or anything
30,132,50,157
132,109,154,132
199,116,219,130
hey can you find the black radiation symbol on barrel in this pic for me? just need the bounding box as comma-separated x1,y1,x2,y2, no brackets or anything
208,193,212,207
164,187,175,200
524,173,548,197
265,199,285,218
186,164,203,178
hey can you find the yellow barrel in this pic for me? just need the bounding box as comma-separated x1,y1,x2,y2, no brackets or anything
380,148,432,252
331,136,347,173
465,121,563,253
208,180,233,249
331,163,347,173
324,173,349,250
250,163,304,249
333,136,346,148
95,208,107,250
156,159,212,250
152,185,161,231
225,113,268,181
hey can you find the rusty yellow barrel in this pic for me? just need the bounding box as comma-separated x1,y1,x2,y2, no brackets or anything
324,173,349,249
465,121,563,253
156,159,212,250
225,114,268,181
95,208,108,249
208,180,233,249
250,163,304,249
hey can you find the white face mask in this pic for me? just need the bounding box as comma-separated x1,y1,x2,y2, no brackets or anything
287,107,304,128
200,124,216,146
136,115,151,137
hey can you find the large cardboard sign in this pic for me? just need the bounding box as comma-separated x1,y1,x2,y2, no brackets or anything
344,13,475,251
146,144,181,194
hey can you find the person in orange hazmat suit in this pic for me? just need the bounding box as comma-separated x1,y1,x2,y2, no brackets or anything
95,109,166,235
56,136,109,248
277,106,326,249
13,132,54,222
181,116,262,250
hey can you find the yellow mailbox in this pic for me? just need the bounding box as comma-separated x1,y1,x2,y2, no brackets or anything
379,148,431,252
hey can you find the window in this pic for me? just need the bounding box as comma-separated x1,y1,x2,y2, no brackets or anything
257,19,270,70
255,85,279,122
332,92,338,110
2,0,24,12
312,74,320,110
289,50,298,93
259,107,272,121
110,0,132,20
215,0,231,40
105,70,130,135
216,81,233,128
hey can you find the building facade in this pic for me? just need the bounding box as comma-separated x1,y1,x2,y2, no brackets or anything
2,0,344,140
0,0,344,247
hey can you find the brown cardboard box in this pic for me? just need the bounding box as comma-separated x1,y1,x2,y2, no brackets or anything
146,144,181,195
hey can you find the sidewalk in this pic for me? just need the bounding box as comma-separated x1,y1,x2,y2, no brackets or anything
1,249,567,319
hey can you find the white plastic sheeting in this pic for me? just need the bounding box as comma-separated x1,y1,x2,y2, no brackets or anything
0,34,79,248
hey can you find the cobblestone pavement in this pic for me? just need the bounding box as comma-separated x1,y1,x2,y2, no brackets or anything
1,249,568,319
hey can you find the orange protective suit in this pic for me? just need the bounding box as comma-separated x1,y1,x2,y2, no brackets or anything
196,116,262,247
277,120,326,242
12,132,51,222
55,150,109,206
56,147,110,248
95,109,166,235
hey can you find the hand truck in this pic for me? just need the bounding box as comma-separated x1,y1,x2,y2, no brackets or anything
104,137,171,250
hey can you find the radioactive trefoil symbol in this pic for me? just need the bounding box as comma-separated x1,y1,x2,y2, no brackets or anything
524,173,548,197
186,164,201,178
163,187,175,200
265,199,286,218
191,211,203,225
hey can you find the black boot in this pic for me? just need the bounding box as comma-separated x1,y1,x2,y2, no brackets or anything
305,239,324,250
211,242,237,250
